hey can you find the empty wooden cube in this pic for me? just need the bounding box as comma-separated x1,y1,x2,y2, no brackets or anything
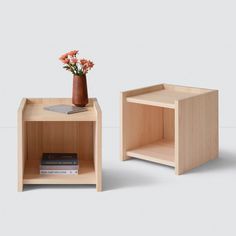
121,84,218,174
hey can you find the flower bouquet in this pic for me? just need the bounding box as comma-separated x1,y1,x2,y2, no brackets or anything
59,50,94,107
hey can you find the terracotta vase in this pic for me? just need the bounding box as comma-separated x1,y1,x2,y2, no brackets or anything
72,74,88,107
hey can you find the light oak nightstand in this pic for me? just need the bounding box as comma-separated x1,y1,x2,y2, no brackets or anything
17,98,102,191
121,84,218,174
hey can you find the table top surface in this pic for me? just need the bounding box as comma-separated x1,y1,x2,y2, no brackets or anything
19,98,100,121
125,84,215,108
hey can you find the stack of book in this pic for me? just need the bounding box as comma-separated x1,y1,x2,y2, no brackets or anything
40,153,79,175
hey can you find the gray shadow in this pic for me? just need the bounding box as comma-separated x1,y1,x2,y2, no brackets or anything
103,165,158,191
187,150,236,174
128,158,174,171
24,184,95,192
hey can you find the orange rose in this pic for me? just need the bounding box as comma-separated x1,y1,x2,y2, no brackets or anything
59,53,68,60
64,58,70,64
59,51,93,75
68,50,78,56
87,60,94,68
80,59,87,65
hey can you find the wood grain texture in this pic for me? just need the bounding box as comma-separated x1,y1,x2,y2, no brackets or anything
127,140,174,166
176,91,218,174
121,84,218,174
94,100,102,192
127,90,198,108
121,84,164,161
163,108,175,140
26,98,94,105
123,103,164,160
163,83,212,94
121,92,128,161
122,84,164,97
17,98,27,192
126,84,212,108
24,104,96,121
18,98,102,191
26,122,93,161
24,160,95,184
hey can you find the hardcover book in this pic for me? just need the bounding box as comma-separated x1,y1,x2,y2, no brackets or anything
41,153,78,165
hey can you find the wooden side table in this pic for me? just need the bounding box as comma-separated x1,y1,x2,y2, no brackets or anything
121,84,218,174
17,98,102,191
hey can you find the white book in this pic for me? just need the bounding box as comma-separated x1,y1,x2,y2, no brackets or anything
40,165,79,170
40,170,78,175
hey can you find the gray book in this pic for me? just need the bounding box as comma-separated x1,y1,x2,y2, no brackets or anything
44,104,87,114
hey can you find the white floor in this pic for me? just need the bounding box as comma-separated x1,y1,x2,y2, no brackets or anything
0,127,235,236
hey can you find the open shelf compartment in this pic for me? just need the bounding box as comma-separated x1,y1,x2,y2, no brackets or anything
24,159,95,185
123,84,211,166
23,121,96,185
124,101,175,166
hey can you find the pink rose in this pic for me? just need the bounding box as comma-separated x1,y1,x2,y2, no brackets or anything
70,57,78,64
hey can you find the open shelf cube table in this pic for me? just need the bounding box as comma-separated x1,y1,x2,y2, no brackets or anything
18,98,102,191
121,84,218,174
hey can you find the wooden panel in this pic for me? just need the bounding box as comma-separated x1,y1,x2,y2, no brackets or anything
24,104,96,121
121,85,165,161
163,108,175,140
94,100,102,192
122,84,164,97
176,91,218,174
26,98,94,105
122,102,164,160
126,84,215,108
17,98,27,192
78,122,94,161
163,83,212,94
127,90,197,108
42,122,77,154
27,122,43,160
121,92,128,161
26,121,93,161
127,140,174,166
24,98,96,121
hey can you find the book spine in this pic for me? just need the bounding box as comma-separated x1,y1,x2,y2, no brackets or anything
40,170,78,175
40,165,79,170
41,161,78,165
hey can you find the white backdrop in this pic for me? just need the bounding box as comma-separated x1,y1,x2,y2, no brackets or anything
0,0,235,128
